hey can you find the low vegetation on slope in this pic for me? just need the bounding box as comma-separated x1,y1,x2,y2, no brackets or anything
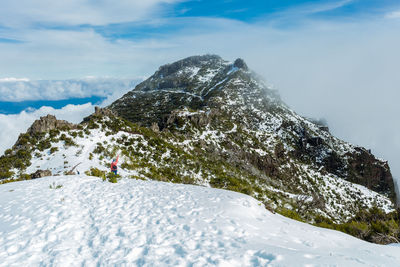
0,112,398,244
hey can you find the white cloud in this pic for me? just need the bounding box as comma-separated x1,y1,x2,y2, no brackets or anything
269,0,354,18
0,77,141,101
0,0,182,27
385,10,400,19
0,78,30,82
0,103,96,155
0,28,177,79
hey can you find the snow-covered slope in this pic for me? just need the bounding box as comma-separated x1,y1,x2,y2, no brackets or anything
0,176,399,266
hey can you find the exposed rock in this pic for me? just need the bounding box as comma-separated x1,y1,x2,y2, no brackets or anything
347,148,395,200
150,122,160,133
31,170,52,179
233,58,248,71
319,126,330,132
27,115,75,135
82,107,118,123
156,55,223,78
94,106,117,117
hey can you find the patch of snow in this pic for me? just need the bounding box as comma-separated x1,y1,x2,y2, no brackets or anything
0,176,399,266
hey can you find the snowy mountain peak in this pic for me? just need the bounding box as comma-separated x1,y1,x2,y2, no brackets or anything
1,55,399,244
233,58,248,70
109,55,280,127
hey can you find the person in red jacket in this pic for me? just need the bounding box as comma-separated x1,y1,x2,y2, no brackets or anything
110,155,119,175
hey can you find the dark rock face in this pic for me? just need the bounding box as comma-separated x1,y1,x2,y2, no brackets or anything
156,55,223,78
31,170,52,179
94,106,117,117
233,58,248,71
346,148,395,200
27,115,75,135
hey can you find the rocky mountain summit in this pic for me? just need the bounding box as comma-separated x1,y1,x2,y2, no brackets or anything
1,55,399,244
110,55,395,200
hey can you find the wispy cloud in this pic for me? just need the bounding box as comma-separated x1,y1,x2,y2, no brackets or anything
0,77,141,102
278,0,354,16
0,0,184,27
385,10,400,19
0,37,25,43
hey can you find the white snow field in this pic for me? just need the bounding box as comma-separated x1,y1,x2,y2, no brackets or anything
0,176,399,266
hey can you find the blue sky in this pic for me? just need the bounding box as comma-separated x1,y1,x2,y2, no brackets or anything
171,0,396,20
53,0,400,42
0,96,104,115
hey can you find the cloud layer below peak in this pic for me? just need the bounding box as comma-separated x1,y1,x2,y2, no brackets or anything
0,78,141,102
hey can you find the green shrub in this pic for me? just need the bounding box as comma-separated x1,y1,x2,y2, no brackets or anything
130,175,146,180
49,182,63,189
106,172,120,183
85,167,106,178
314,207,400,244
87,120,100,129
0,170,14,179
19,173,31,180
49,129,60,138
38,139,51,151
50,147,59,154
277,208,304,222
93,143,105,154
60,134,77,147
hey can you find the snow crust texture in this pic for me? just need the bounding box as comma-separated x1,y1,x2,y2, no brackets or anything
0,176,399,266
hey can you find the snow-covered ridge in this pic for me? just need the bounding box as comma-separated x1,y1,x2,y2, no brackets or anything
0,176,399,266
16,114,394,223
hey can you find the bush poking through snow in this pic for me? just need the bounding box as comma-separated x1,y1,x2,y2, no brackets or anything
49,182,63,189
85,167,106,179
107,172,120,183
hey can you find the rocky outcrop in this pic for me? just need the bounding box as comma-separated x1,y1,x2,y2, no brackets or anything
82,107,117,123
94,106,117,117
31,170,52,179
150,122,160,133
27,115,75,135
346,148,396,200
233,58,248,71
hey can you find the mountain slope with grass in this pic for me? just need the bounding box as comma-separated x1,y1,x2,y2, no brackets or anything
0,175,399,266
0,55,399,244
